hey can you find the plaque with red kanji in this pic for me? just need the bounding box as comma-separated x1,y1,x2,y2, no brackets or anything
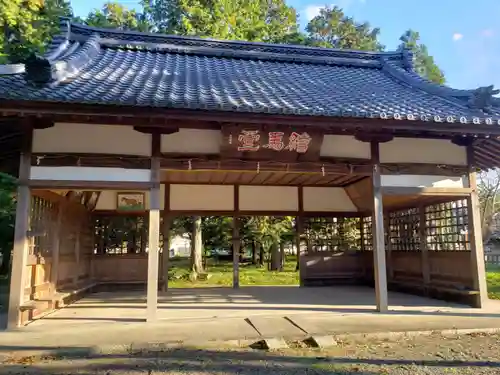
221,125,322,162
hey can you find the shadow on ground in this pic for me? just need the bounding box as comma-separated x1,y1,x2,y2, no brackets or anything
1,345,500,375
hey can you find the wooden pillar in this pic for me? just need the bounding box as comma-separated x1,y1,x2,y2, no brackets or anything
232,185,240,288
419,204,431,287
295,216,304,284
73,222,81,286
466,145,488,307
7,126,32,329
161,209,171,292
296,186,304,274
147,133,161,322
50,199,65,294
384,214,393,282
370,141,388,312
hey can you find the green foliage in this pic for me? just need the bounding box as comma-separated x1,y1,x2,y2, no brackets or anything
245,216,293,251
306,6,383,50
141,0,298,42
0,0,74,63
0,173,16,275
85,2,151,32
399,29,445,85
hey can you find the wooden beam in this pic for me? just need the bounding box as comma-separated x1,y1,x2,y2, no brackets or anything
28,180,154,190
146,133,161,322
232,185,240,288
3,100,500,136
465,145,488,308
7,125,32,329
382,187,472,196
370,141,388,313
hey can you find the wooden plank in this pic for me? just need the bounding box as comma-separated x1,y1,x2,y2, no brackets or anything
147,133,161,322
466,145,488,308
7,125,32,329
370,142,388,313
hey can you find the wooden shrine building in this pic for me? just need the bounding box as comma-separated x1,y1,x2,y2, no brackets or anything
0,18,499,328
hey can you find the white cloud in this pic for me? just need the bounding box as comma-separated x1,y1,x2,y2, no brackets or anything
304,0,364,21
304,5,324,21
452,33,463,41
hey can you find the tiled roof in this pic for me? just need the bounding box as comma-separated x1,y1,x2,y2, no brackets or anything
0,18,499,125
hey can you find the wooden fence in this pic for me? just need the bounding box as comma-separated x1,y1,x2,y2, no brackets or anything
485,254,500,266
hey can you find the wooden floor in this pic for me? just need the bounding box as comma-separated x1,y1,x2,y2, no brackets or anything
21,286,499,330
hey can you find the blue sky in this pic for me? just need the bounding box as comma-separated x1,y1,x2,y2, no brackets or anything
71,0,499,90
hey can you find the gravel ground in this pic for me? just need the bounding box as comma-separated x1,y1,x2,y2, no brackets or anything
2,332,500,374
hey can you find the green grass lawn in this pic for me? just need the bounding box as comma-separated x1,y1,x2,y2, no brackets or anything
486,265,500,300
167,256,299,288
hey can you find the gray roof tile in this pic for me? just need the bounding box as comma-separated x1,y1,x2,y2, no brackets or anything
0,19,499,125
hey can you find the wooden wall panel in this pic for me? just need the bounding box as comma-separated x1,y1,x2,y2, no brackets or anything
92,255,148,283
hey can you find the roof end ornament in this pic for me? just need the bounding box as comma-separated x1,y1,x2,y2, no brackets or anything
24,54,52,85
467,85,500,114
401,47,414,72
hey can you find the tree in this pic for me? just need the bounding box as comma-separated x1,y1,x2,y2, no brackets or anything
398,29,445,84
0,0,74,63
246,216,293,271
85,2,151,32
141,0,299,42
189,216,204,279
305,6,383,50
478,170,500,242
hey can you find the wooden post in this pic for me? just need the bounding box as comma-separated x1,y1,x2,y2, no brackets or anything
147,133,161,322
384,214,393,282
466,145,488,307
7,126,32,329
73,222,81,286
370,141,388,313
50,199,65,294
161,183,171,292
419,204,431,287
295,216,303,284
296,186,304,273
232,185,240,288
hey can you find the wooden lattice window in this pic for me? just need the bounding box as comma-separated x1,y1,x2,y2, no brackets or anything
425,199,469,251
94,214,152,254
29,196,56,256
303,217,360,253
361,216,373,251
388,208,420,251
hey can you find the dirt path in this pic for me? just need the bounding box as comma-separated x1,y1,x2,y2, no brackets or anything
2,332,500,374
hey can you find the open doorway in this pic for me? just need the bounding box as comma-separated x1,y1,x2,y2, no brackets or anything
165,215,300,288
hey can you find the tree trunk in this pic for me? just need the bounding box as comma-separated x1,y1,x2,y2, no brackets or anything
258,242,265,266
251,241,258,264
190,216,203,280
279,242,285,271
269,242,280,271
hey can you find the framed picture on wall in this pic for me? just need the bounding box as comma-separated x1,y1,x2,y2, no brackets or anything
117,192,145,211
